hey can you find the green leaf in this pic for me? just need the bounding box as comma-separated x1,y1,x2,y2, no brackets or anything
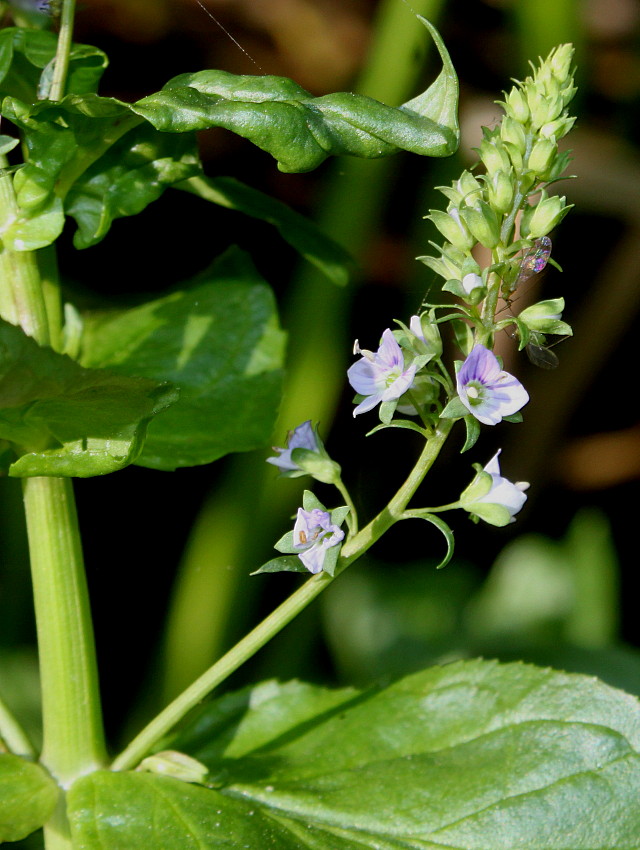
0,318,177,478
179,175,354,287
366,419,429,438
461,413,481,452
65,123,201,248
402,510,455,569
130,16,458,173
0,753,58,843
0,28,107,101
251,556,308,575
79,248,286,470
73,663,640,847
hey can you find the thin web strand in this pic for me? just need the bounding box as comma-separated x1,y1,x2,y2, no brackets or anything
194,0,264,71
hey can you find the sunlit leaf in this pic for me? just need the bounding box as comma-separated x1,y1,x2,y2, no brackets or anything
0,318,177,477
69,662,640,847
79,248,286,470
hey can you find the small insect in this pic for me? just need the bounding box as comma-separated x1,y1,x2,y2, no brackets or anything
502,236,552,302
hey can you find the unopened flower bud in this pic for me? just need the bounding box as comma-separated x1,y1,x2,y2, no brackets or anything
457,170,483,201
478,136,511,175
500,117,527,155
428,208,475,251
460,200,501,249
548,44,574,84
522,193,571,239
486,169,514,214
540,115,576,140
518,298,572,336
527,138,557,176
503,88,530,123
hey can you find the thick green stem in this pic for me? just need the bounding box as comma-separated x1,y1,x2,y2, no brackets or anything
22,477,107,786
113,421,453,771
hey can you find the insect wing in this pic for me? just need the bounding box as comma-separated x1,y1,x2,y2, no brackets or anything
526,342,559,369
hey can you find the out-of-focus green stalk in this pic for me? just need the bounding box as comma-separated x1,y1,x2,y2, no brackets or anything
160,0,447,703
511,0,582,70
565,509,619,647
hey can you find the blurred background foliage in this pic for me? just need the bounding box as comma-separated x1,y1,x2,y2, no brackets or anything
2,0,640,763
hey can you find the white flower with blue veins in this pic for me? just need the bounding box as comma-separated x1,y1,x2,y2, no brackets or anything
457,344,529,425
347,329,418,416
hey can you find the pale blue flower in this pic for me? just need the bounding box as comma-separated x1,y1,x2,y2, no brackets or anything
457,344,529,425
267,420,318,473
461,450,529,526
293,508,345,574
348,329,418,417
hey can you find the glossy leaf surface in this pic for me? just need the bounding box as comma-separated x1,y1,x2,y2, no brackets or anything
0,753,58,843
69,661,640,848
0,318,177,477
132,16,458,173
79,248,285,470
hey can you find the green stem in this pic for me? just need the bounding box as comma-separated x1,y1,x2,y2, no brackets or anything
111,570,335,771
113,421,453,771
0,172,50,345
22,477,107,786
49,0,76,101
334,478,358,535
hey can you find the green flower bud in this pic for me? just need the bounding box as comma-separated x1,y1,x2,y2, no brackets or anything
522,193,571,239
527,89,563,128
460,200,501,249
518,298,573,336
478,135,511,175
540,115,576,140
485,169,514,214
417,244,467,281
503,87,530,123
500,116,527,155
548,44,575,85
457,170,483,202
527,138,557,176
428,208,475,251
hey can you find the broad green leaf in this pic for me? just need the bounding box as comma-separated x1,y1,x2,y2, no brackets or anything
0,318,177,477
70,662,640,847
0,27,107,101
179,175,353,287
1,19,457,250
131,16,458,173
65,123,201,248
79,248,286,470
0,753,58,843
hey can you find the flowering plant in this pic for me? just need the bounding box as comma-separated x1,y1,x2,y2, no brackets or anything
1,3,639,849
